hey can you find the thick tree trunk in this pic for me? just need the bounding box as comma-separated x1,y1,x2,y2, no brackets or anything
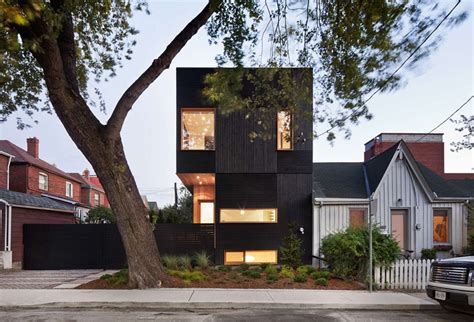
89,138,170,288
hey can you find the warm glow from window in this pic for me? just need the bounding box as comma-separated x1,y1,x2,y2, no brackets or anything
220,208,277,223
349,209,366,227
277,111,292,150
200,201,214,224
224,250,277,265
181,109,215,150
433,209,449,243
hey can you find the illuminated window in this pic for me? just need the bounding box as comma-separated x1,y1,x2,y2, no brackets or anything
65,181,73,198
224,250,277,265
433,209,449,243
277,111,292,150
39,172,48,191
349,209,366,227
94,193,100,206
220,208,277,223
181,109,215,150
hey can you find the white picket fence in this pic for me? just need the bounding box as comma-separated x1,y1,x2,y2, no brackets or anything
374,259,435,290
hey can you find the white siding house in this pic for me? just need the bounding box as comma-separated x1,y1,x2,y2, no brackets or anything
313,141,472,263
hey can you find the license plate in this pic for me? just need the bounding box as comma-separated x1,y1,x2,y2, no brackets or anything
435,291,446,301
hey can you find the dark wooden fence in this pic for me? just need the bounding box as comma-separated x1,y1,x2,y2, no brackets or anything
23,224,214,270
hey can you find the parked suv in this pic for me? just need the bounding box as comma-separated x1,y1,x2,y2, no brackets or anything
427,256,474,313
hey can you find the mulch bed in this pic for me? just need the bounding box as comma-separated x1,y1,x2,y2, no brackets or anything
76,270,363,290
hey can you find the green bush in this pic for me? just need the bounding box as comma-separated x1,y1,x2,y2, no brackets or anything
296,265,316,275
280,224,304,269
85,206,115,224
315,277,328,286
279,265,295,279
259,263,270,271
100,274,113,280
162,255,179,270
236,264,250,272
264,265,278,275
178,255,192,270
311,270,332,280
421,248,437,260
247,270,261,279
266,272,278,282
166,270,206,282
194,251,211,269
320,226,400,279
293,273,308,283
217,265,232,272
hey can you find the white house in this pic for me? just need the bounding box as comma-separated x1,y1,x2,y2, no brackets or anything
313,140,473,263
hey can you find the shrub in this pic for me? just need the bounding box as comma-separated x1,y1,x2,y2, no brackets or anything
280,223,304,269
315,277,328,286
279,265,295,279
101,269,128,285
100,274,112,280
264,265,278,275
267,272,278,282
260,263,270,271
297,265,316,275
421,248,437,260
236,264,250,272
293,273,307,283
85,206,114,224
178,255,192,270
311,270,332,280
183,271,206,282
320,226,400,279
162,255,179,270
247,270,261,279
194,251,211,269
217,265,232,272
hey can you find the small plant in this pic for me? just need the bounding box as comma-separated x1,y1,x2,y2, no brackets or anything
217,265,232,272
248,270,261,279
162,255,179,270
259,263,270,271
178,255,192,270
280,223,304,269
293,273,308,283
315,277,328,286
228,271,240,280
194,251,211,269
183,271,206,282
296,265,316,275
236,263,250,272
100,269,129,285
421,248,437,260
279,265,295,279
266,272,278,283
310,270,332,280
264,265,278,275
100,274,112,280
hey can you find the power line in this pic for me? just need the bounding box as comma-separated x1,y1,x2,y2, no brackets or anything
415,95,473,142
316,0,462,139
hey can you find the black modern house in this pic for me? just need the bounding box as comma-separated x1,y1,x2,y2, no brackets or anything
176,68,313,265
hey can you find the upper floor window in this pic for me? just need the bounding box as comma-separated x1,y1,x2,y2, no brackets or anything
277,111,293,150
181,108,215,150
220,208,277,223
433,209,450,244
94,193,100,206
38,172,48,191
65,181,73,198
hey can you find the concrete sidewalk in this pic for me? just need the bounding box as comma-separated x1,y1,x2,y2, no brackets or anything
0,288,439,310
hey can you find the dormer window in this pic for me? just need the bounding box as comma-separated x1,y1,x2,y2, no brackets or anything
277,111,293,150
181,108,215,150
38,172,48,191
65,181,73,198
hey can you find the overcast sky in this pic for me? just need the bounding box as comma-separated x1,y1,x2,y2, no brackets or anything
0,0,472,206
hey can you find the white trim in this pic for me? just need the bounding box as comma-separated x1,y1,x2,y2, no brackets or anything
65,181,73,198
314,198,369,205
0,198,12,252
42,193,78,205
38,172,48,191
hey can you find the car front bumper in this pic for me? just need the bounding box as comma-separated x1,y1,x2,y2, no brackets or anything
426,282,474,312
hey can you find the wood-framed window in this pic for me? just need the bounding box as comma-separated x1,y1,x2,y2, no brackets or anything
433,209,450,244
181,108,215,151
277,111,293,150
94,193,100,206
224,250,278,265
349,208,367,228
220,208,277,223
65,181,73,198
38,172,48,191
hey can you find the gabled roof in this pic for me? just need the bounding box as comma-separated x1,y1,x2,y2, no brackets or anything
0,189,75,212
364,143,399,194
313,163,367,199
418,163,473,199
0,140,81,183
68,173,104,192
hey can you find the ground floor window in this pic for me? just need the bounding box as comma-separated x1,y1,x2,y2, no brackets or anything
220,208,277,223
433,209,450,244
224,250,277,265
349,209,367,227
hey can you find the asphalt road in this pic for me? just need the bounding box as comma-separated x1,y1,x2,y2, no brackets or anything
0,308,471,321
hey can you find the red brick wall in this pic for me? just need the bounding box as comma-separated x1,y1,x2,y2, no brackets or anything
9,164,28,193
80,187,90,205
0,154,9,189
89,189,108,207
10,207,75,263
26,166,81,202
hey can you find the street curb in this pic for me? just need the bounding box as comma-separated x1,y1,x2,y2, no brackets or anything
0,301,442,311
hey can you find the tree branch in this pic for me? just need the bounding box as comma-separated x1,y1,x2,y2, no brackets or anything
106,1,217,139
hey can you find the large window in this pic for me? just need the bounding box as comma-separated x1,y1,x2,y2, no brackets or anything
181,108,215,150
349,209,367,227
224,250,277,265
38,172,48,191
65,181,73,198
277,111,293,150
220,208,277,223
433,209,449,244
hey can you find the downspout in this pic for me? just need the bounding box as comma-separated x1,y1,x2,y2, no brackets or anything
0,199,12,252
6,155,12,190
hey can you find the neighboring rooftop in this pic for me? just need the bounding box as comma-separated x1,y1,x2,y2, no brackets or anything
0,188,75,212
69,173,104,192
313,163,367,199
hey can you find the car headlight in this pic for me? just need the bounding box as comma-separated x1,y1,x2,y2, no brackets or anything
469,269,474,286
429,264,434,282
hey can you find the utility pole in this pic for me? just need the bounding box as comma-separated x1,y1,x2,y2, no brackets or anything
174,182,178,209
369,194,374,293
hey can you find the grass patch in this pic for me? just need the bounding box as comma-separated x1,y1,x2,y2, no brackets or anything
194,251,211,269
162,255,179,270
178,255,192,270
100,269,128,285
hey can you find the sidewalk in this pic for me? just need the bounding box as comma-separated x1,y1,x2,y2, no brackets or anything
0,288,439,310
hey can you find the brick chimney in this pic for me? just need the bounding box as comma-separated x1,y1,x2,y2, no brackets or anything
83,169,90,180
364,133,445,177
26,137,39,159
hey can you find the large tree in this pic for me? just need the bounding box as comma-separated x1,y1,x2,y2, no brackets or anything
0,0,466,288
